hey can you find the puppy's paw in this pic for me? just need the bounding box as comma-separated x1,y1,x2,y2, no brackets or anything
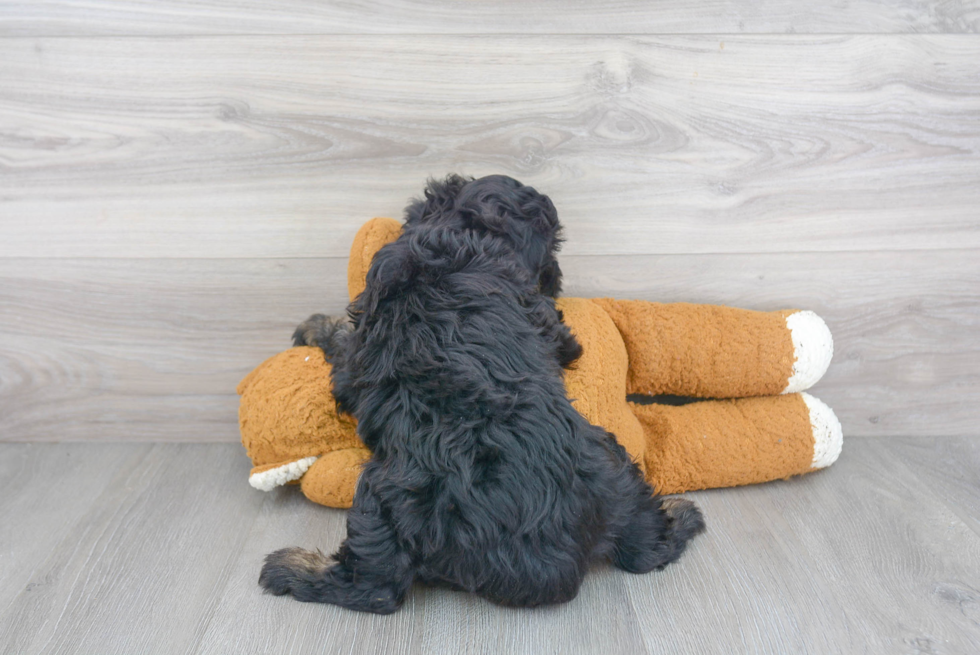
259,547,331,596
661,497,706,541
292,314,350,357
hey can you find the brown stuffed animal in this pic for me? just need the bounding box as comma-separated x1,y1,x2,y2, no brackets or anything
238,218,842,508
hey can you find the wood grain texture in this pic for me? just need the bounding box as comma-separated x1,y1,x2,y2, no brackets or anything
2,35,979,258
1,440,978,654
0,258,350,441
0,444,146,614
0,444,265,655
890,436,980,538
626,438,980,654
1,1,979,36
2,249,975,441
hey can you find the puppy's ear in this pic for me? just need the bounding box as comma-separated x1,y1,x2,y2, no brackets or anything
456,176,563,289
517,185,561,239
405,174,472,225
514,187,563,293
354,240,416,314
537,258,563,297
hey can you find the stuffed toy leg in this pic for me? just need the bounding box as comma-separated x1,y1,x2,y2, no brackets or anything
591,299,835,399
555,296,841,495
585,298,841,493
238,218,843,508
633,394,842,495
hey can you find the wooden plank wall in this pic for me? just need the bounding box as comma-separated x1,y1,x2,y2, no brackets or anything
1,2,978,441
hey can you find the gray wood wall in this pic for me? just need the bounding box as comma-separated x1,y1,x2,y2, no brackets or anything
2,2,978,441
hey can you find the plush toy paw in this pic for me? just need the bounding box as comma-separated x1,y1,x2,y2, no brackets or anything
249,456,319,491
801,392,843,469
783,311,834,394
299,448,370,508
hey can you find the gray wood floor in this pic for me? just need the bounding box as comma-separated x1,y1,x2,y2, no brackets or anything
0,440,978,655
2,2,980,653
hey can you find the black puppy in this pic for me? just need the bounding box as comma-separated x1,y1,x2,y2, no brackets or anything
260,175,704,613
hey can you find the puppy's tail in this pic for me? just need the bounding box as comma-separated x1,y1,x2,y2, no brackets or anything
292,314,350,361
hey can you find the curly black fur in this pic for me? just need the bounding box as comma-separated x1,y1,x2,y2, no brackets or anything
263,175,704,613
